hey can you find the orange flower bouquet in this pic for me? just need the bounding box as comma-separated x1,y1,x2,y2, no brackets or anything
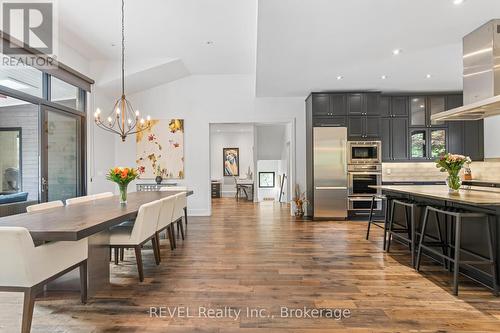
106,167,139,204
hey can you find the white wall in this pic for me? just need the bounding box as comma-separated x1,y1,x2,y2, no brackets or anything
112,74,305,216
484,116,500,159
210,127,254,196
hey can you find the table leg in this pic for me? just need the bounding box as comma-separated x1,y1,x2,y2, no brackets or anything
45,229,111,297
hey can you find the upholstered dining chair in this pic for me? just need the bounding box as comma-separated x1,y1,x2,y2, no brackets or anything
156,196,176,255
66,192,114,205
0,227,88,333
172,192,187,240
108,200,162,282
160,187,188,229
26,200,63,213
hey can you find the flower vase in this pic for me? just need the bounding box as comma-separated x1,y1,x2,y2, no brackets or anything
446,173,462,194
155,176,163,184
119,183,128,204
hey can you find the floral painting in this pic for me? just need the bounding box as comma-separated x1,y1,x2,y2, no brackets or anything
136,119,184,179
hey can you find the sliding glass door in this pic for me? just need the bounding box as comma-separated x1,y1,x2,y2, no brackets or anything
41,106,84,202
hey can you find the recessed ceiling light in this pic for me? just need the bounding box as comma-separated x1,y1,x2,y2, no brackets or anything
381,75,387,80
336,75,343,80
453,0,464,5
426,74,432,79
420,104,425,108
392,49,401,55
206,41,214,45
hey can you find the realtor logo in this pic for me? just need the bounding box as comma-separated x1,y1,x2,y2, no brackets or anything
2,1,53,55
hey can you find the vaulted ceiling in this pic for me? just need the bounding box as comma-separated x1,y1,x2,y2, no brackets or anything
58,0,500,97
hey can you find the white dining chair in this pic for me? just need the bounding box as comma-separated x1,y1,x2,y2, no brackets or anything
172,192,187,240
26,200,63,213
156,196,176,253
92,192,114,200
108,200,162,281
160,187,188,229
0,227,88,333
66,192,114,206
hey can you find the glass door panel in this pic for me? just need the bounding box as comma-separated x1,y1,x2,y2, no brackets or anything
410,129,427,159
410,97,426,126
429,96,446,125
430,129,446,159
0,96,40,204
42,107,82,202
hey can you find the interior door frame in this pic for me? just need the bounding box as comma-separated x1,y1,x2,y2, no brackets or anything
40,104,86,203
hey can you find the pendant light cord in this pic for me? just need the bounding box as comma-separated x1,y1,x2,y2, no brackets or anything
121,0,125,96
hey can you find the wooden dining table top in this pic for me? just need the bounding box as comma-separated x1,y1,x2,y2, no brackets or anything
0,190,193,242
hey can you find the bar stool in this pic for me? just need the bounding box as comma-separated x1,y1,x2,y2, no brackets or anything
386,199,419,267
365,194,389,250
416,206,498,296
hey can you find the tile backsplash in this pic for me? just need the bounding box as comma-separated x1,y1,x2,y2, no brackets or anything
382,161,500,182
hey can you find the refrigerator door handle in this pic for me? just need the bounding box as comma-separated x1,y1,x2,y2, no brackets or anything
315,186,348,190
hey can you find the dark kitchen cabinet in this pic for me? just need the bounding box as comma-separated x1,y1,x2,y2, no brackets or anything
378,96,391,117
391,96,409,117
410,96,426,126
365,93,380,116
446,94,463,110
381,117,408,161
447,121,464,154
313,116,347,127
464,120,484,161
311,93,347,117
331,94,347,115
409,127,447,161
348,94,364,115
348,116,380,139
311,94,330,116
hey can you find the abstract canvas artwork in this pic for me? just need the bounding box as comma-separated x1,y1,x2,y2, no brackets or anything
136,119,184,179
223,148,239,176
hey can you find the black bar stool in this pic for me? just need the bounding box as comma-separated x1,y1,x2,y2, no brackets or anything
366,194,389,250
416,206,498,296
386,199,419,267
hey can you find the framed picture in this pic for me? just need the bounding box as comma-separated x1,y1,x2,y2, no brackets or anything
223,148,239,176
259,172,275,188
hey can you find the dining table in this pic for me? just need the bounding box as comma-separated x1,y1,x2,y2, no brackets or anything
0,190,193,296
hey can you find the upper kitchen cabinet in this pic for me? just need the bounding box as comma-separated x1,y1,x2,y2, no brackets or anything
390,96,409,117
381,117,409,161
348,116,380,140
410,95,447,127
311,93,347,117
347,93,380,116
410,96,426,126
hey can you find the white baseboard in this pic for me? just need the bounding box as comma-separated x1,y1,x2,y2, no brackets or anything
187,208,210,216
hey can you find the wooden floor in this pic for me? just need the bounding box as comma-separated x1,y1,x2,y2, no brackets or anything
2,198,500,332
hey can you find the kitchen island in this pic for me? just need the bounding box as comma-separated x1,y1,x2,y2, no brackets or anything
375,185,500,290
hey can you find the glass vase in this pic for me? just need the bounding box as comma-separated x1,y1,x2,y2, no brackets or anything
118,183,128,204
446,173,462,194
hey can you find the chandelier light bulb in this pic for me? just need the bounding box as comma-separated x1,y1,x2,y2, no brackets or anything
116,108,121,115
147,115,151,121
96,108,101,115
128,118,132,124
107,116,113,123
135,110,140,116
140,118,145,124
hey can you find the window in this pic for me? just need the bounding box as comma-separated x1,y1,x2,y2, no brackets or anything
51,76,83,111
0,56,43,98
0,96,39,202
430,129,446,158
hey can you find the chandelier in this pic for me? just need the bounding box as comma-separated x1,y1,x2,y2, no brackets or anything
94,0,151,142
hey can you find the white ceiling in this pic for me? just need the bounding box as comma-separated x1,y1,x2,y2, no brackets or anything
59,0,257,75
56,0,500,97
256,0,500,97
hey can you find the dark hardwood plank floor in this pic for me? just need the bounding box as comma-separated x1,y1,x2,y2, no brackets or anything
2,198,500,332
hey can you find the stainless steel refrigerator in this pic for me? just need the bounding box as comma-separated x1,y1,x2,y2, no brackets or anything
313,127,348,219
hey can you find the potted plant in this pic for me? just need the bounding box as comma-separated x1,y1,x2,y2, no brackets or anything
107,167,139,204
435,153,471,194
292,184,308,217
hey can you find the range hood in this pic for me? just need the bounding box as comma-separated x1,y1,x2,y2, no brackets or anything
432,19,500,122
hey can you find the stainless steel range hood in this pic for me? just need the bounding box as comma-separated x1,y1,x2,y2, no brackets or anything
432,19,500,122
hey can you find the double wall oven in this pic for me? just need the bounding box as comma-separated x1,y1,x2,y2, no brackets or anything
347,141,383,213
